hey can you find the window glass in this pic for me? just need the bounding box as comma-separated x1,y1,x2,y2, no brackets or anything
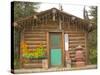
50,34,61,48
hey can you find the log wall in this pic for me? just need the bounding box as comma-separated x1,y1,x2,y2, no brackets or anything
22,20,87,68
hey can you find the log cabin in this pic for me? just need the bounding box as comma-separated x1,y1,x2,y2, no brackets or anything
13,8,93,69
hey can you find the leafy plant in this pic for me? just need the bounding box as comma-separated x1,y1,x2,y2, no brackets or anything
20,41,29,55
23,43,46,59
88,6,97,64
14,28,20,69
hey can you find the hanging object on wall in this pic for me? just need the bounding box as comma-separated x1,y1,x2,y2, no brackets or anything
52,8,56,21
33,15,38,26
72,16,76,21
65,34,69,51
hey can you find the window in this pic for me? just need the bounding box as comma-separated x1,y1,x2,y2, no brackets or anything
50,33,61,48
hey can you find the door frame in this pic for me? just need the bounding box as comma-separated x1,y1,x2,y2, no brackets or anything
46,31,65,68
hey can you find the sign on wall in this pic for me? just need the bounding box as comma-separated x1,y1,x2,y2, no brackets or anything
65,34,69,51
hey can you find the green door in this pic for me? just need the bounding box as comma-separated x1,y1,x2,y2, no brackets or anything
50,33,62,67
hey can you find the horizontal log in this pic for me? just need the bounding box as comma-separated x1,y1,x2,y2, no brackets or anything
69,34,85,37
28,46,47,49
24,31,46,34
24,32,46,35
69,41,85,44
69,37,85,40
26,59,42,63
69,40,85,42
24,31,85,38
25,28,57,31
41,25,58,27
69,53,75,57
69,39,85,42
28,46,47,50
33,25,58,29
27,44,46,47
64,28,77,31
26,41,46,44
69,47,86,50
68,34,85,37
25,29,60,32
71,61,76,64
23,63,42,68
68,50,75,54
69,43,85,46
70,54,86,58
70,58,76,61
68,49,86,52
69,35,85,39
24,29,43,32
24,38,46,41
24,36,46,39
69,44,85,48
75,62,85,67
64,31,85,34
24,34,46,37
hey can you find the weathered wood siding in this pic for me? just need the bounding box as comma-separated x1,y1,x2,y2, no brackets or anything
65,31,86,66
24,22,58,50
22,20,87,67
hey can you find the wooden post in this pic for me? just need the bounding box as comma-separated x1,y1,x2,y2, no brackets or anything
45,15,47,25
59,19,62,30
19,27,25,68
62,32,65,67
46,32,49,68
68,22,70,31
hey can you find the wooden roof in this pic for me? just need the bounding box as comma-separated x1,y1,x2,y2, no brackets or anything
15,8,89,23
13,8,95,32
